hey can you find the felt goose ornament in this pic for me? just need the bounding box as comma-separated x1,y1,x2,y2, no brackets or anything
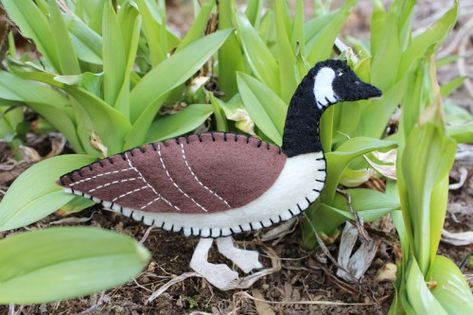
59,59,381,290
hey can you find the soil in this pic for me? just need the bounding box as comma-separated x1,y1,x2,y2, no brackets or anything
0,0,472,314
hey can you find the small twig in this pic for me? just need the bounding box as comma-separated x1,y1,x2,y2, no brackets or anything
146,272,202,304
49,212,97,225
337,188,370,242
140,225,155,244
235,291,372,306
76,292,105,315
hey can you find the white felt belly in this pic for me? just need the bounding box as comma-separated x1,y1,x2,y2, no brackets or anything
104,151,326,237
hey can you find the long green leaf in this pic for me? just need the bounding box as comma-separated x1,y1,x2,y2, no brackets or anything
430,255,473,315
399,1,458,75
146,104,213,142
306,0,357,64
65,15,103,65
0,155,96,231
323,137,397,201
48,0,81,74
65,87,132,154
0,71,84,152
130,29,232,122
236,72,286,145
0,227,150,304
176,0,215,51
2,0,60,71
218,0,245,99
274,1,297,103
406,258,448,315
399,123,456,274
235,14,279,93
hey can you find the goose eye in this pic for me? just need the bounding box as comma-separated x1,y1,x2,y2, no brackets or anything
337,71,343,77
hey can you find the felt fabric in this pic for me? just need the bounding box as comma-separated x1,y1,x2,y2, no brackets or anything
60,132,287,214
282,59,381,157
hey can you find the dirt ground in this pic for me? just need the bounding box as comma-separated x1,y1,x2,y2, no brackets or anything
0,0,472,314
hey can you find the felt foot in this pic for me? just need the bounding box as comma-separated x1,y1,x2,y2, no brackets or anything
190,238,239,290
216,237,263,273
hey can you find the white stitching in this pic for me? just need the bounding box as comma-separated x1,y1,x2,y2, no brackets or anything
157,144,208,212
124,152,180,211
179,143,231,209
140,196,161,210
69,167,133,186
87,177,140,193
112,185,148,202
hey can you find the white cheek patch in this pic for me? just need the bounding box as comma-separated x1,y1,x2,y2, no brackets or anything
313,67,339,109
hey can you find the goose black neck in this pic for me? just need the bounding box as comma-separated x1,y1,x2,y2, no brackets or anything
281,95,324,157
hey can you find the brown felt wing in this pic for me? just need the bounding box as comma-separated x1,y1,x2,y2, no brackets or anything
59,133,287,214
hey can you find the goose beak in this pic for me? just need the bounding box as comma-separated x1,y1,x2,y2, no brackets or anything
361,82,382,99
340,80,383,102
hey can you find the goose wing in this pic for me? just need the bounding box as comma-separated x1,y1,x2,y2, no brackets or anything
59,133,287,214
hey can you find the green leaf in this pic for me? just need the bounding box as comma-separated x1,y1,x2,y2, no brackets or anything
102,0,128,112
274,1,297,103
235,13,279,93
399,123,456,274
0,154,96,231
65,15,103,64
245,0,262,27
0,71,84,153
77,0,105,34
135,0,179,66
399,1,458,75
176,0,215,51
323,137,397,201
48,0,81,74
430,256,473,315
130,29,232,121
2,0,60,71
406,258,449,315
440,76,466,97
303,186,400,247
448,121,473,143
65,87,132,155
306,0,357,64
0,227,150,304
236,72,286,145
59,197,95,214
209,93,229,132
370,11,401,90
218,0,245,99
146,104,213,142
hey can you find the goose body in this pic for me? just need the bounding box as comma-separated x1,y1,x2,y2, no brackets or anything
60,133,326,237
59,59,381,290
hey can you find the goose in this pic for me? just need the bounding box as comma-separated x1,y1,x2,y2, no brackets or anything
59,59,382,290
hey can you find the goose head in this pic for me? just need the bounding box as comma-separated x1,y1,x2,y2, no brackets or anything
306,59,382,110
